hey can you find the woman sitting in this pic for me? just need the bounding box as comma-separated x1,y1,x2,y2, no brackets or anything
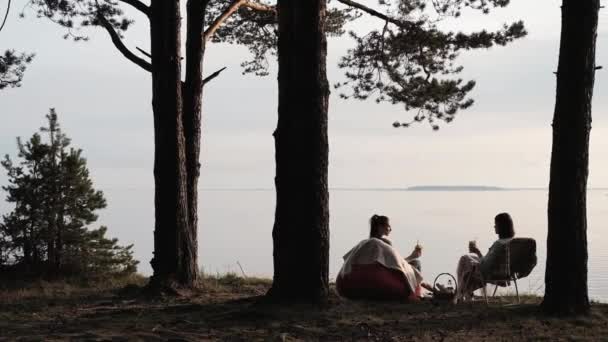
456,212,516,301
336,214,433,301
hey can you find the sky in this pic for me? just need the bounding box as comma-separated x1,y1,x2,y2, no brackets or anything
1,0,608,192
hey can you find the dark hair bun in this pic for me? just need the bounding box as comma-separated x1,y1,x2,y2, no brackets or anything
369,214,389,239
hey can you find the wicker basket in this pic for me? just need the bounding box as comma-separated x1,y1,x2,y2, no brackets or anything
432,273,458,303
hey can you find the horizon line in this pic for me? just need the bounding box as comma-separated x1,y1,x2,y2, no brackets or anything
82,185,608,191
193,186,608,191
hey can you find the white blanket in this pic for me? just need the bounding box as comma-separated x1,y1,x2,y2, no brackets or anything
338,238,423,292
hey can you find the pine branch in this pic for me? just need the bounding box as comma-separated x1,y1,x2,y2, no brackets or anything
204,0,247,42
203,0,275,42
336,0,413,30
203,66,227,85
136,46,152,59
97,14,152,72
242,1,275,12
0,0,11,33
118,0,150,17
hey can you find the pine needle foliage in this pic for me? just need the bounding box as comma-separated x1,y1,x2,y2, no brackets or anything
0,109,138,279
0,50,34,90
208,0,526,129
1,0,35,90
23,0,524,130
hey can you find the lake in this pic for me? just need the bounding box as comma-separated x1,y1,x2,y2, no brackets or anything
92,188,608,301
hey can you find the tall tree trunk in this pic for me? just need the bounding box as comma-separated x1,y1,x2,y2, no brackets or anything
55,220,62,270
268,0,330,302
23,225,32,267
179,0,210,284
31,226,40,267
55,204,65,270
47,118,59,272
148,0,194,288
46,227,55,270
46,206,56,270
542,0,598,315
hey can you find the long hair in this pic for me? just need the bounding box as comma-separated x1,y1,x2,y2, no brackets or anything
369,214,390,239
495,212,515,239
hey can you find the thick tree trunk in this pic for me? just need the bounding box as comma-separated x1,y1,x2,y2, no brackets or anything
542,0,598,315
148,0,195,288
268,0,330,302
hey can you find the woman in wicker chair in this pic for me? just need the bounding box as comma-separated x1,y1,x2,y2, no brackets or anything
456,212,515,302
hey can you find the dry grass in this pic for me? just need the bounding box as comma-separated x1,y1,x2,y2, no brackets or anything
201,272,272,288
1,275,607,341
0,273,147,304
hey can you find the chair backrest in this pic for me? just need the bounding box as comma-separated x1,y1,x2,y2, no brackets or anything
482,242,510,279
481,237,537,280
508,238,537,279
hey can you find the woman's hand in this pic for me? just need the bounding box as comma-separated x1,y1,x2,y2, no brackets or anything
404,244,423,262
469,245,482,257
407,246,422,261
421,282,434,293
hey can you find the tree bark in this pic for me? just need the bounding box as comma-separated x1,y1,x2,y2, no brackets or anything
55,219,63,270
23,226,32,267
148,0,194,288
542,0,598,315
267,0,330,303
180,0,211,284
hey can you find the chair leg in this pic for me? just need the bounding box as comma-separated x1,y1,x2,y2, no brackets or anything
458,272,470,303
492,284,498,297
483,284,489,305
514,278,519,304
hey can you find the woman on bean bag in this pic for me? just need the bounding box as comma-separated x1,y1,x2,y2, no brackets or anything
336,214,433,301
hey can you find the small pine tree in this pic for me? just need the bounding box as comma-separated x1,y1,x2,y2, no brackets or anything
0,109,138,278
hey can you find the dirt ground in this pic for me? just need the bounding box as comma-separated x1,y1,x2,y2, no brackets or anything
1,277,607,341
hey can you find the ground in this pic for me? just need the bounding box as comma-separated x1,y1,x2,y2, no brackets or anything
1,275,607,341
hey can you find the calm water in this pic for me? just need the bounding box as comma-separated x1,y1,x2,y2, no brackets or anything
3,189,608,301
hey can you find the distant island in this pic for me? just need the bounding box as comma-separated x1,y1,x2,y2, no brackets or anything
406,185,506,191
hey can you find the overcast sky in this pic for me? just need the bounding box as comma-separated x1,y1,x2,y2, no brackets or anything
1,0,608,191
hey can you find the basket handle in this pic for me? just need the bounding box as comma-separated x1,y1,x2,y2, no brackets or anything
433,272,458,293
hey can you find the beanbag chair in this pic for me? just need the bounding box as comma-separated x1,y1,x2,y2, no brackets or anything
336,238,423,301
337,263,418,301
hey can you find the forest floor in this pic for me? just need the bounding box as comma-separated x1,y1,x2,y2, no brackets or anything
1,275,607,341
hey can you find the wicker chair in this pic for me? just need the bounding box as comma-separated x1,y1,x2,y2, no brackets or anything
480,238,537,304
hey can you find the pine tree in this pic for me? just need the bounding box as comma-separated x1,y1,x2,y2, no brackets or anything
0,109,138,278
268,0,330,303
0,133,50,270
542,0,599,316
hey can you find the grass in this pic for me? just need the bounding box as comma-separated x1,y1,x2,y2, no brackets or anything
0,273,147,305
1,274,607,341
202,272,272,288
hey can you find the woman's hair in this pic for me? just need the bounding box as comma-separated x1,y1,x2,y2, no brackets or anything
369,214,390,239
495,212,515,239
